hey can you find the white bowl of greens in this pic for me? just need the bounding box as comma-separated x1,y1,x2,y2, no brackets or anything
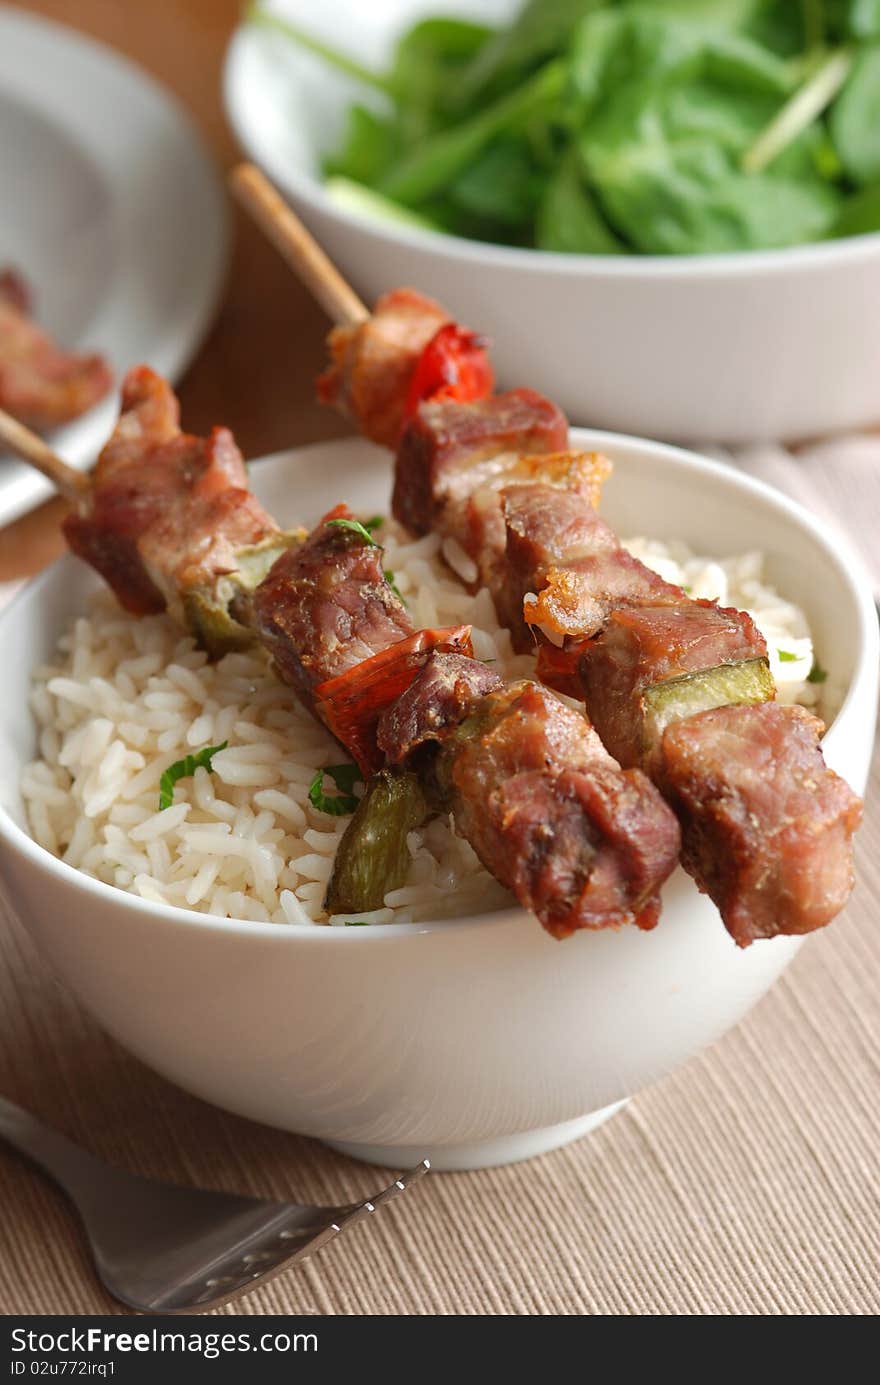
225,0,880,442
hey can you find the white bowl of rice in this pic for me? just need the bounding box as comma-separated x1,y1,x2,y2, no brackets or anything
0,432,876,1170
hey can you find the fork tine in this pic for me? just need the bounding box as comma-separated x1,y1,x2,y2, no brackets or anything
331,1160,430,1233
370,1159,431,1208
273,1160,433,1268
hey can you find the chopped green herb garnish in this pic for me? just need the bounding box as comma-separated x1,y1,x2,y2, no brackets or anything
326,517,380,546
807,659,829,684
158,742,227,810
777,649,799,662
682,584,693,594
324,763,361,795
384,569,405,603
308,763,363,816
344,920,370,926
364,515,384,533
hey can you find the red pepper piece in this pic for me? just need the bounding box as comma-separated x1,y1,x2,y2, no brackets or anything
401,323,494,434
315,624,475,775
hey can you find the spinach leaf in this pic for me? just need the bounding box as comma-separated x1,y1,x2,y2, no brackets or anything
536,153,626,253
832,181,880,234
571,10,789,138
450,137,544,227
644,0,766,24
577,17,839,254
830,43,880,184
847,0,880,38
390,17,493,107
455,0,600,109
324,104,401,187
588,126,838,253
389,18,494,143
391,16,492,78
568,9,628,115
747,1,815,56
602,10,707,88
719,170,840,245
380,60,565,206
665,82,780,154
810,128,846,179
702,29,799,93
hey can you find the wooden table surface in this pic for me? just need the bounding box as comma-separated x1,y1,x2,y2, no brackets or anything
0,0,349,583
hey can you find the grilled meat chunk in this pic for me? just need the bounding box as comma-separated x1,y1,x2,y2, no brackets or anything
579,601,773,769
439,682,681,940
252,506,472,771
377,651,503,764
378,654,681,939
458,454,613,629
393,388,569,536
0,269,112,430
505,484,683,646
252,504,411,704
0,269,30,314
661,703,863,945
63,368,282,647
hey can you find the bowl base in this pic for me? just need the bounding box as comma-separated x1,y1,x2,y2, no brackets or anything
323,1100,628,1172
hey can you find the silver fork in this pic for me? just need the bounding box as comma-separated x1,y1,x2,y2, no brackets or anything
0,1094,429,1314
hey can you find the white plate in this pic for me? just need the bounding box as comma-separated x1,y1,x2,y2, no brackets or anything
0,5,229,525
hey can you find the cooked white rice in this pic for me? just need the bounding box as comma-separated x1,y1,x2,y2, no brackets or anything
22,521,828,926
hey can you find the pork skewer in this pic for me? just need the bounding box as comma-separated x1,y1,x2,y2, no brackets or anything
4,364,680,937
228,165,864,947
254,505,680,935
231,168,680,932
393,410,861,945
0,270,113,432
61,366,302,653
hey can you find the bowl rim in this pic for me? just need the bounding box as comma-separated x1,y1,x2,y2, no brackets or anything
1,428,877,944
224,24,880,281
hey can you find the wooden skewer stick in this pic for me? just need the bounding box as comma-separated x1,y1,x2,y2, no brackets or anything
0,407,89,503
229,163,368,329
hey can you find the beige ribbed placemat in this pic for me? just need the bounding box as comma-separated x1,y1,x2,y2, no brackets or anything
0,740,876,1317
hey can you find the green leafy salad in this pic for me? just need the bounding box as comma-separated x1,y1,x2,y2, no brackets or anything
249,0,880,255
